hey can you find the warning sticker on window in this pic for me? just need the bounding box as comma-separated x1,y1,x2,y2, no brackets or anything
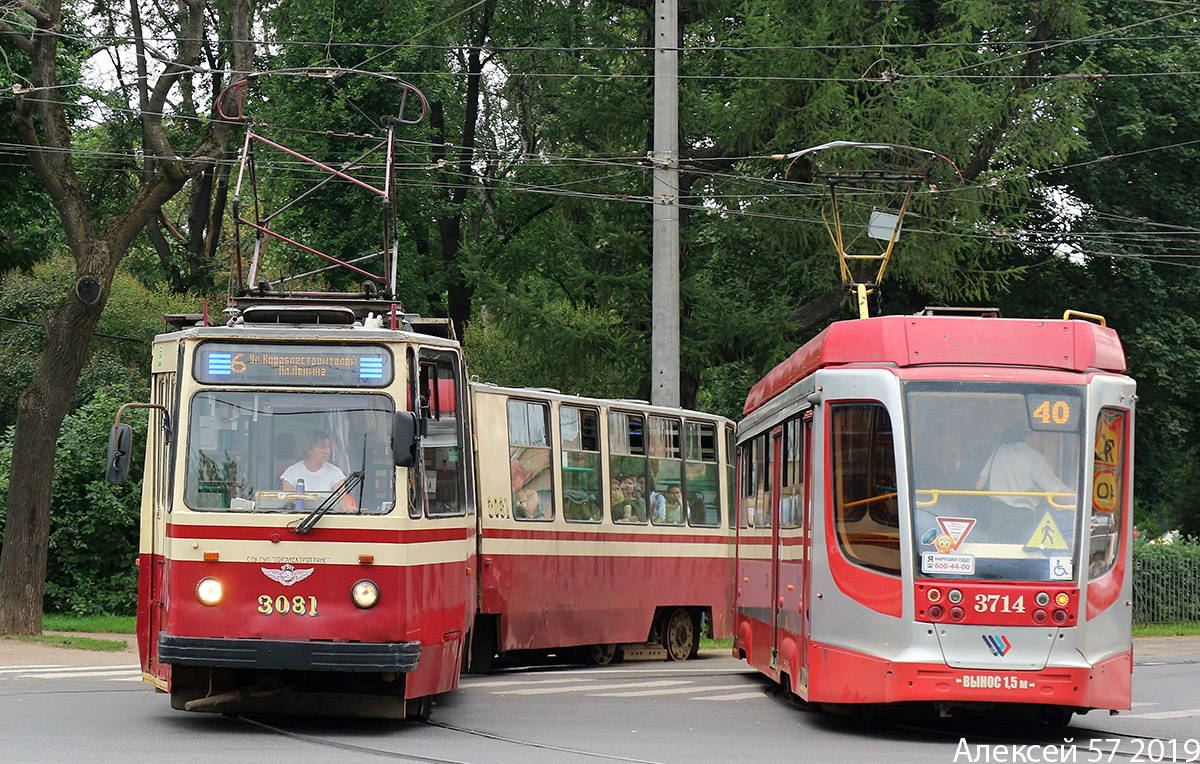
922,553,975,575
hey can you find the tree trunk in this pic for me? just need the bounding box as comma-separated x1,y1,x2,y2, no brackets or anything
0,267,110,634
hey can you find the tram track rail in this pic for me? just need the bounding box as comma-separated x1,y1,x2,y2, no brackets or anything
235,713,674,764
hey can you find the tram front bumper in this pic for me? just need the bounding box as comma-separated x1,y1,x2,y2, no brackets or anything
158,634,421,673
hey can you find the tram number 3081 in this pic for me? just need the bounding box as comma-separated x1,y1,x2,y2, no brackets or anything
974,594,1025,613
257,594,320,617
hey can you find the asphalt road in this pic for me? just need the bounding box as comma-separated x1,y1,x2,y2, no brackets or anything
3,638,1200,763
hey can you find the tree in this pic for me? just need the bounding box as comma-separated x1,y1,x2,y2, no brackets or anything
0,0,253,635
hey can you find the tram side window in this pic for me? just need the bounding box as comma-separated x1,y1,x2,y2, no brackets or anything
726,425,737,529
1089,408,1128,579
684,420,720,527
561,406,602,522
649,416,684,525
508,399,554,521
412,350,466,517
610,411,648,523
830,402,901,575
779,417,805,529
739,434,771,528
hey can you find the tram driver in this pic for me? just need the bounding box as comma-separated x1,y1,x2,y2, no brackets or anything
975,423,1071,541
280,430,354,510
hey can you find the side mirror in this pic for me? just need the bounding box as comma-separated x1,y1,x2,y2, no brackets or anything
392,411,420,468
106,423,133,484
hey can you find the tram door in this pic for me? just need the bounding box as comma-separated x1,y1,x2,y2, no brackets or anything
769,427,784,669
144,371,174,680
771,413,812,692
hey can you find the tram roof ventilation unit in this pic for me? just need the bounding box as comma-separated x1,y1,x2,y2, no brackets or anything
241,304,358,326
919,306,1001,318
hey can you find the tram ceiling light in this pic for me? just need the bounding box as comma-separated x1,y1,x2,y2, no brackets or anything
352,579,380,609
196,577,223,606
947,589,963,605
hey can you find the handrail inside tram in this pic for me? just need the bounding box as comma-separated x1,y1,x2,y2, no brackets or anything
914,487,1077,509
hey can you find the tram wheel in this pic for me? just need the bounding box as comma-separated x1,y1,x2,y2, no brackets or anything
406,695,433,722
662,608,697,662
588,643,623,665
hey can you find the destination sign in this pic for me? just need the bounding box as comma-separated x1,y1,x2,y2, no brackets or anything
1025,393,1081,432
194,342,393,387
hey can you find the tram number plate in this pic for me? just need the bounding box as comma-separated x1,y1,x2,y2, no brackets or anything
958,674,1035,690
257,594,319,617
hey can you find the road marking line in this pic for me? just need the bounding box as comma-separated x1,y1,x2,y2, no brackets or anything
19,669,142,679
498,680,690,695
590,683,752,698
1131,708,1200,720
467,678,579,688
0,665,64,674
692,691,765,701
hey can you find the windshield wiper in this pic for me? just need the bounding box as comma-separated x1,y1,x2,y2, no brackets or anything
293,471,365,534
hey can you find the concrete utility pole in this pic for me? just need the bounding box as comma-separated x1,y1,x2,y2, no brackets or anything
650,0,680,407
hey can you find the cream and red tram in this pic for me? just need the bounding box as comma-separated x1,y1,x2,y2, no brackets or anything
732,312,1134,720
467,384,735,668
114,302,474,718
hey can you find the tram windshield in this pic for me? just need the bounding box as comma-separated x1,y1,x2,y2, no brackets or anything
904,381,1083,582
184,390,395,514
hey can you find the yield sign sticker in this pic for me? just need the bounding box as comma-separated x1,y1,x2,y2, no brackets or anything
1025,512,1069,551
936,517,977,551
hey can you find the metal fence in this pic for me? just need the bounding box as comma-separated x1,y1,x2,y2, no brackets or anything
1132,550,1200,625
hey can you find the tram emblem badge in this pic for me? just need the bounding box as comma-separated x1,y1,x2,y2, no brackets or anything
982,634,1012,657
261,564,315,587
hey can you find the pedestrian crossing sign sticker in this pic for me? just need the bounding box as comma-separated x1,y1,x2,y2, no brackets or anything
1025,512,1069,551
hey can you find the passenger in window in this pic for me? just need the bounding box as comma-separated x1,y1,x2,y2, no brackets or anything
612,474,646,522
514,487,544,519
647,483,667,523
654,484,684,525
687,492,706,526
280,430,352,509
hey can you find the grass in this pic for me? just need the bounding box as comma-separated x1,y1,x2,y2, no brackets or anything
700,637,734,651
1133,622,1200,638
41,613,135,634
7,634,128,652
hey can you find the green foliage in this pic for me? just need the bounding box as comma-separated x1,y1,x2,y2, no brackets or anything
1133,539,1200,624
0,382,147,616
0,255,196,432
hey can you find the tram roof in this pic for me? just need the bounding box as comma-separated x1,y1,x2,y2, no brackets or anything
743,314,1127,416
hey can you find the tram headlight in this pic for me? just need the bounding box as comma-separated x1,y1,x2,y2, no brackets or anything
352,579,380,609
1035,591,1050,607
947,589,963,605
196,577,223,606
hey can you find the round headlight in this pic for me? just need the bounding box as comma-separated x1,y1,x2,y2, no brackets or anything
196,577,223,606
352,579,380,609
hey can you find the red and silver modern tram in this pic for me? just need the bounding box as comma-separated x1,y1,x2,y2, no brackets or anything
467,384,735,669
732,311,1135,721
108,301,475,718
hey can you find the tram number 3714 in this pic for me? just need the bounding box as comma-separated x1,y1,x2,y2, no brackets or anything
257,594,320,617
974,594,1025,613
